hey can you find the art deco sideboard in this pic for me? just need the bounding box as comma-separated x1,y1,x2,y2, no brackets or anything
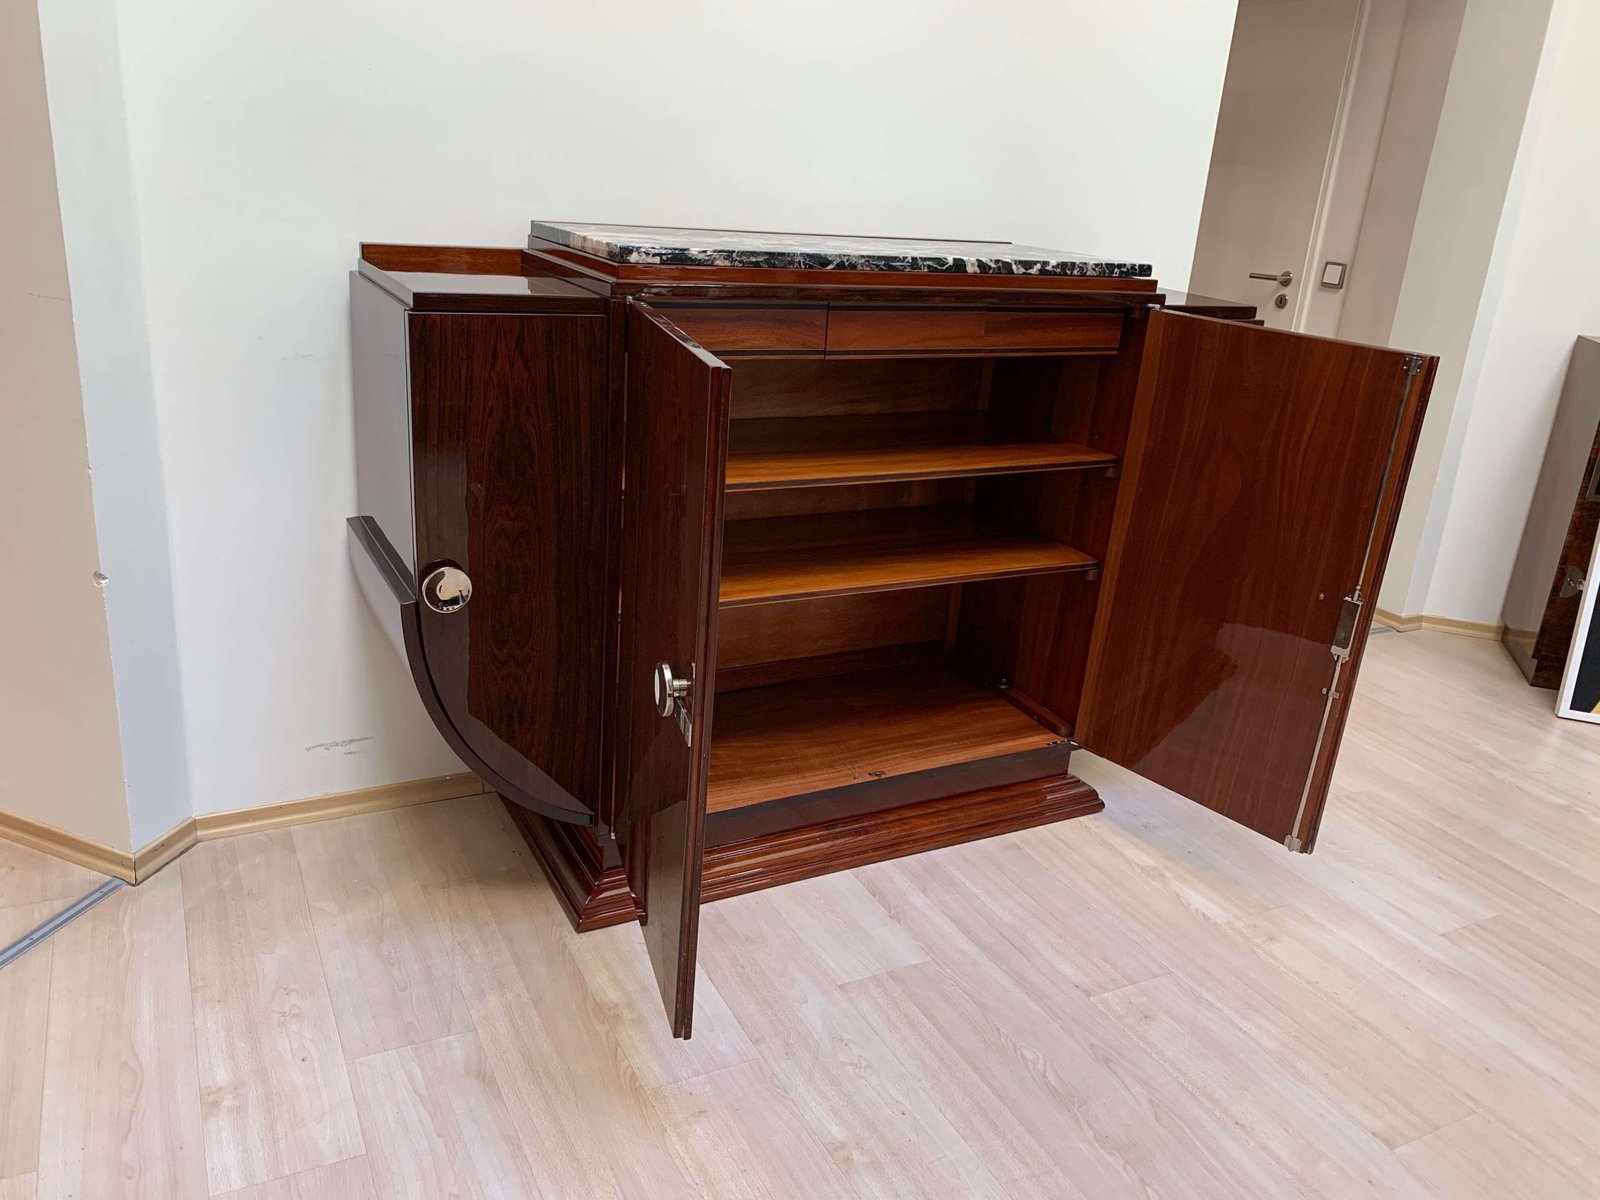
348,222,1436,1037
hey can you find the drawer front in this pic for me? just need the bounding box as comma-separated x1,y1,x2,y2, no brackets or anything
827,307,1122,354
657,305,827,354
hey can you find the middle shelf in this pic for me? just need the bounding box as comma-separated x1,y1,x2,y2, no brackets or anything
719,505,1096,607
725,411,1117,491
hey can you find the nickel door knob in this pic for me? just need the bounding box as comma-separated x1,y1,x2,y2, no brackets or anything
1249,270,1294,287
421,564,473,614
654,661,691,717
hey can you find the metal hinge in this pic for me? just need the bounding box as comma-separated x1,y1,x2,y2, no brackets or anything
1284,354,1422,857
1331,593,1363,663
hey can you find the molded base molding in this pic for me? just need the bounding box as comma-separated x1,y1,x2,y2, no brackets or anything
0,772,489,885
1374,607,1505,640
502,807,643,930
507,772,1104,931
0,808,139,883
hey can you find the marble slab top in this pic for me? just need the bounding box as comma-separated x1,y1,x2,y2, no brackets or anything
530,221,1153,279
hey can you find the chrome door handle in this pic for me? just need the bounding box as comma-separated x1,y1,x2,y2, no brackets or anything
420,563,473,614
1249,270,1294,287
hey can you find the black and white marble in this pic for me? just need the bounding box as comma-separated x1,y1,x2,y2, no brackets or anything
530,221,1152,279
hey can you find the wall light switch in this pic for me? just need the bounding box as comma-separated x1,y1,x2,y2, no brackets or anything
1321,261,1347,289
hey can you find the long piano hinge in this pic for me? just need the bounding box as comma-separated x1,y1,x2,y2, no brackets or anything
1283,350,1423,856
1331,594,1364,663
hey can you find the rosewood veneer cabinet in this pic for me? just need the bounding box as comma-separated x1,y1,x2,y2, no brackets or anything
348,222,1437,1037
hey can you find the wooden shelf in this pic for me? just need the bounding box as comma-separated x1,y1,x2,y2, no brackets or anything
725,413,1116,491
719,507,1096,607
707,664,1065,812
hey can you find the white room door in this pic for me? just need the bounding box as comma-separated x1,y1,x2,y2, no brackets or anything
1188,0,1364,330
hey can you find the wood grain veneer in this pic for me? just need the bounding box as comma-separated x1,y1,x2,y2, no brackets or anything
705,664,1065,812
1077,313,1435,847
719,506,1095,607
725,413,1116,490
722,478,969,523
409,312,609,817
825,307,1123,356
715,588,952,671
614,303,731,1038
653,304,827,354
728,357,984,419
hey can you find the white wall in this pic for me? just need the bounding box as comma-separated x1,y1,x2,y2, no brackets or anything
1375,0,1556,617
1,0,131,849
1419,0,1598,624
36,0,196,847
37,0,1239,818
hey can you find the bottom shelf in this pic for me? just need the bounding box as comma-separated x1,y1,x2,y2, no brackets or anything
706,663,1066,813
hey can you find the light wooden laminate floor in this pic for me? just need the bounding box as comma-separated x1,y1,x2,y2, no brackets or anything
2,629,1598,1198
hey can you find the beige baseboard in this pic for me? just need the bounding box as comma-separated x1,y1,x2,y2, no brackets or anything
1374,607,1506,641
0,808,139,882
1,772,491,885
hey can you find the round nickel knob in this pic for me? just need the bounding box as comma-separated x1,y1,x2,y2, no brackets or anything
421,564,473,614
654,661,690,717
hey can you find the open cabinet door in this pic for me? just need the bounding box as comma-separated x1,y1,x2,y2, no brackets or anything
616,301,731,1037
1077,312,1433,851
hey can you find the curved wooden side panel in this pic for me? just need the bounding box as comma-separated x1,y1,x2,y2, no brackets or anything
348,517,593,824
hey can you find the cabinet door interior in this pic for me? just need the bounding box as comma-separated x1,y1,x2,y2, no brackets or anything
408,309,610,823
1077,312,1433,851
616,301,732,1037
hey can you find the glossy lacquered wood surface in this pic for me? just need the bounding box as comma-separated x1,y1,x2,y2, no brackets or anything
615,303,731,1038
1156,290,1258,321
725,413,1116,490
408,313,609,819
651,304,827,354
825,307,1123,356
705,664,1066,812
358,245,604,313
952,343,1145,737
716,588,952,672
1522,346,1600,687
728,357,984,420
1078,312,1431,845
719,506,1095,607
